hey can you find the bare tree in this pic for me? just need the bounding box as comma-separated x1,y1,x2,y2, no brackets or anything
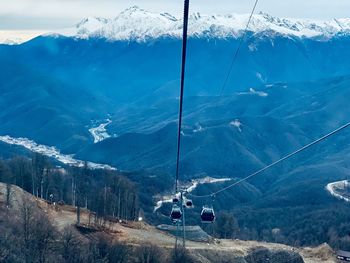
136,243,165,263
17,197,56,263
169,247,195,263
60,227,85,263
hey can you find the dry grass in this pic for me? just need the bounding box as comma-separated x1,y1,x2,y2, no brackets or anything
0,183,336,263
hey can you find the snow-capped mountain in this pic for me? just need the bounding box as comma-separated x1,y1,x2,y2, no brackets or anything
0,30,48,45
2,6,350,44
65,6,350,41
0,38,23,45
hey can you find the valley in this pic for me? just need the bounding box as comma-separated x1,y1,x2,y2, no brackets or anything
0,5,350,252
0,134,115,170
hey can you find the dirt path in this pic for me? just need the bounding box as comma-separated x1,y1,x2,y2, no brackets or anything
38,199,336,263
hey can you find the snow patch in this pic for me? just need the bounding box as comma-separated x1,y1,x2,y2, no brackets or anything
326,180,350,202
249,88,268,97
238,88,268,97
193,124,206,133
89,119,112,143
248,43,258,52
256,72,267,83
230,119,242,132
0,135,116,170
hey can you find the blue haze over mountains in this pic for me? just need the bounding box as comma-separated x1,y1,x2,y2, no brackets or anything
1,11,350,241
0,34,349,173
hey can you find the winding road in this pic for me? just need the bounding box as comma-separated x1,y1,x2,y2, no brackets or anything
326,180,350,202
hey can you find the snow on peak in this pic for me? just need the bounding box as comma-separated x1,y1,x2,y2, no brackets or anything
1,38,22,45
76,17,110,38
0,30,48,45
60,7,350,42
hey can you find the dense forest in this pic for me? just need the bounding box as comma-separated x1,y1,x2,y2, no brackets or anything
206,203,350,250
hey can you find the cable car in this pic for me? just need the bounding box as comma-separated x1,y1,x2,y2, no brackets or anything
170,205,182,222
200,206,215,223
185,199,193,208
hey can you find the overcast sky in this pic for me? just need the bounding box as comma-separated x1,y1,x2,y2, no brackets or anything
0,0,350,30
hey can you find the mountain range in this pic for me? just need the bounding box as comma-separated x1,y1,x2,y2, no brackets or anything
3,6,350,45
1,6,350,245
59,6,350,40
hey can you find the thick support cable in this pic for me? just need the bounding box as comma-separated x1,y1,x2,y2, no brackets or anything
175,0,190,194
189,122,350,198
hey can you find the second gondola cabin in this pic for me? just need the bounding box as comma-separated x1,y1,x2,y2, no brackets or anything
200,206,215,223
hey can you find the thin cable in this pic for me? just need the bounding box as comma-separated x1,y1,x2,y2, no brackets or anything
189,122,350,198
213,0,260,176
175,0,190,194
219,0,259,96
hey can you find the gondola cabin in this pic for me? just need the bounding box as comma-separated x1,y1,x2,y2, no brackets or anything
200,206,215,223
170,205,182,222
185,199,193,208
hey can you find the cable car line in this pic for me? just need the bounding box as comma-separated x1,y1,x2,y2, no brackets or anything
175,0,190,194
210,0,260,184
189,122,350,198
167,0,349,245
174,0,260,196
172,0,190,249
218,0,259,96
170,0,262,236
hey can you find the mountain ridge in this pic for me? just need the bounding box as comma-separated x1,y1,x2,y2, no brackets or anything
2,6,350,45
63,6,350,41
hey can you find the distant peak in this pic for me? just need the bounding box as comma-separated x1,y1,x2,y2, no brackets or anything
128,5,143,11
76,16,108,27
121,5,147,14
258,12,280,23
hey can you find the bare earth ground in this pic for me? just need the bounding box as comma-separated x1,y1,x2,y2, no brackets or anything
0,183,336,263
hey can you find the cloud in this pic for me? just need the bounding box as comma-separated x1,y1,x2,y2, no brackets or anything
0,0,349,30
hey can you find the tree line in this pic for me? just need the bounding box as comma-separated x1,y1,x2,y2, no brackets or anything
0,154,139,221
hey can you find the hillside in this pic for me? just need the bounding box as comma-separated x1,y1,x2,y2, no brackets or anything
0,182,336,263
